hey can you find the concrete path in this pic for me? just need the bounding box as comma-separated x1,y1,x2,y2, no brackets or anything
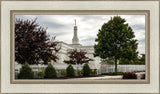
135,72,145,79
66,72,145,80
70,75,122,80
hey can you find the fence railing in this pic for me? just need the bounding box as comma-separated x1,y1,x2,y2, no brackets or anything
99,65,145,74
15,64,145,75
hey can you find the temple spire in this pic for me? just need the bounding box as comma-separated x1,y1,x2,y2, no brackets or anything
72,19,79,45
75,19,76,26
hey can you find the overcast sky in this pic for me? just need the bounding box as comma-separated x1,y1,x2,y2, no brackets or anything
15,15,145,54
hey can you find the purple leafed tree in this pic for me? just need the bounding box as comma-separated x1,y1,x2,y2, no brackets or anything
64,49,93,65
15,18,60,65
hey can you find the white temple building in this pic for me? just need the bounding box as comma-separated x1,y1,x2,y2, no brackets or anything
15,20,101,73
51,20,101,70
15,20,146,76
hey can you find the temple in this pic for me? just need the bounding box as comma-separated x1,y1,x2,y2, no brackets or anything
15,20,101,74
52,19,101,70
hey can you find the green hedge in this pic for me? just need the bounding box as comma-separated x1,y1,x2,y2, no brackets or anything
60,69,67,77
44,63,57,78
38,70,44,78
78,70,83,77
90,69,97,76
66,64,75,77
83,63,90,76
18,63,34,79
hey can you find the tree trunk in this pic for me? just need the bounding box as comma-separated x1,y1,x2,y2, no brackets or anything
115,59,117,73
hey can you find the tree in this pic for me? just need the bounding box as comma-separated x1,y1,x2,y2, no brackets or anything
119,54,145,65
38,70,45,78
119,58,134,64
64,49,93,64
15,18,60,65
44,63,57,78
139,54,145,63
18,63,34,79
94,16,138,73
60,69,67,77
66,64,75,77
100,57,115,65
83,63,91,76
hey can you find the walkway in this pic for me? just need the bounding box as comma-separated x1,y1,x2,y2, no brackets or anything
71,75,122,80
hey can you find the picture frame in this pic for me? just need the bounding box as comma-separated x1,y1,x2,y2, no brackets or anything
0,0,159,94
10,10,150,84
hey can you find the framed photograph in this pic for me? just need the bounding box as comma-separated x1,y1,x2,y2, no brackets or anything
0,0,159,94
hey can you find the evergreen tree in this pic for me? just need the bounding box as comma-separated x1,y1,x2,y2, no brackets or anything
94,16,138,73
83,63,91,76
44,63,57,78
18,63,34,79
66,64,75,77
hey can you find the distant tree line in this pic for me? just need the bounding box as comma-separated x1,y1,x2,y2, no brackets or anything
101,54,145,65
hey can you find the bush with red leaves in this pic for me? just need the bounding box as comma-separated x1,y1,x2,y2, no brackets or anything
122,72,137,79
141,74,145,79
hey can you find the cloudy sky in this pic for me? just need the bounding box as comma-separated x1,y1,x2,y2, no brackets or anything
15,15,145,54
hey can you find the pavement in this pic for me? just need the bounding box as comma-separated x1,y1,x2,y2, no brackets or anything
66,72,145,80
70,75,122,80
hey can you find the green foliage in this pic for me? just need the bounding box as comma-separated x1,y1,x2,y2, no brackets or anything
60,69,67,77
101,58,114,65
134,60,145,65
38,71,44,78
90,69,97,76
94,16,138,73
101,72,124,75
44,64,57,78
78,70,83,76
139,54,145,64
66,64,75,77
119,58,133,64
119,54,145,65
18,63,34,79
83,63,91,76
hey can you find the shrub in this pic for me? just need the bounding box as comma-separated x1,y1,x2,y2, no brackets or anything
141,74,145,79
66,64,75,77
44,63,57,78
83,63,90,76
18,63,34,79
38,71,44,78
122,72,137,79
90,69,97,76
101,72,124,75
78,70,83,77
60,69,67,77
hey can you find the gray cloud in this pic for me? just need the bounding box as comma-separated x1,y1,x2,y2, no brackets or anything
138,39,145,44
81,37,95,42
15,15,145,54
131,24,145,30
40,21,65,29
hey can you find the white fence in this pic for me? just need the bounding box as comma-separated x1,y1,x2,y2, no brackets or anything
15,63,145,75
99,65,145,74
